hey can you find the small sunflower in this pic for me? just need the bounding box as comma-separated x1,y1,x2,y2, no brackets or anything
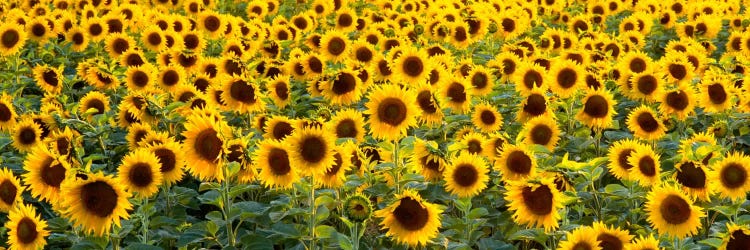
256,139,298,189
628,234,661,250
513,62,548,96
78,91,110,119
320,30,349,62
285,126,336,176
409,139,445,182
0,168,22,213
374,189,443,247
22,145,68,204
721,223,750,250
522,115,561,151
12,118,42,152
629,71,664,102
443,152,489,198
267,76,291,108
708,152,750,200
659,84,696,121
698,78,734,113
117,149,164,199
673,161,710,201
158,65,186,92
626,105,666,141
327,109,365,142
147,140,185,185
320,69,364,105
104,33,135,58
471,102,502,133
365,84,420,141
391,47,432,84
505,177,563,232
263,115,296,141
414,83,443,126
627,144,661,187
607,139,643,181
439,78,471,114
548,59,584,98
32,64,63,94
496,144,537,181
645,184,704,238
517,87,553,122
61,172,132,237
220,76,265,114
5,203,49,250
315,146,351,189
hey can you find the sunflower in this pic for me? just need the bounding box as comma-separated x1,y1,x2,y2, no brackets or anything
557,226,600,250
146,139,185,185
5,203,49,250
285,126,336,176
496,144,537,181
326,109,365,142
117,149,164,199
365,84,420,141
414,83,443,126
628,144,661,187
374,189,443,247
592,221,633,250
443,152,489,198
517,87,553,122
320,30,349,62
32,64,63,94
439,78,471,114
263,115,296,140
626,105,666,141
320,69,364,105
158,65,186,92
629,71,664,102
78,91,110,119
0,22,27,56
659,84,696,121
628,234,661,250
256,139,298,189
0,93,18,132
0,168,22,213
698,78,734,113
721,223,750,250
141,26,166,52
708,152,750,201
458,132,487,156
673,161,710,201
315,146,351,189
301,53,325,79
266,76,291,108
409,139,445,182
198,11,225,39
522,115,561,151
181,113,231,182
126,122,152,150
506,177,563,232
390,47,432,84
120,48,146,67
220,76,265,114
12,118,42,152
606,139,643,181
82,17,108,42
344,194,372,223
513,62,548,95
660,54,694,84
548,60,584,98
471,102,502,133
104,33,134,58
45,126,75,156
60,172,132,237
619,51,653,74
645,184,704,238
22,145,69,205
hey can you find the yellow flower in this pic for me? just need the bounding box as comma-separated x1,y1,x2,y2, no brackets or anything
0,22,28,56
0,168,23,213
365,84,420,141
471,102,502,133
521,115,561,151
708,152,750,201
0,93,18,132
390,47,432,85
548,59,584,98
61,172,133,237
256,139,299,189
117,149,164,199
285,126,336,176
326,108,366,142
592,221,633,250
720,223,750,250
626,105,666,141
645,184,704,238
627,144,661,187
5,203,49,250
505,177,563,232
443,152,489,198
496,144,537,182
557,226,600,250
374,190,443,247
12,118,42,153
181,113,232,182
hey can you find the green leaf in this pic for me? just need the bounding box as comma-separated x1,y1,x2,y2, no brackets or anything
206,220,219,236
698,238,723,248
125,243,163,250
468,207,488,220
199,182,221,192
604,184,629,197
240,235,274,250
315,225,337,239
315,205,330,223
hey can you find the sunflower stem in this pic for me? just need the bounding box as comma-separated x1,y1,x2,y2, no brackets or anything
111,224,121,250
140,197,149,244
221,175,236,247
352,222,359,250
393,139,400,193
461,197,472,244
309,175,317,250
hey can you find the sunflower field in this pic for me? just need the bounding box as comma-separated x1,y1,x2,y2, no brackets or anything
2,0,750,249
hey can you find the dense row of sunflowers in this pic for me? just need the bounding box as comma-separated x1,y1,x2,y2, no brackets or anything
0,0,749,249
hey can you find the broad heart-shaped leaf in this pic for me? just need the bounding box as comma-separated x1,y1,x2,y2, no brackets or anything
315,204,331,223
198,190,222,207
230,201,270,222
698,238,724,248
177,222,211,247
70,238,106,250
508,228,547,245
315,225,337,239
240,235,274,250
468,207,488,220
604,184,630,197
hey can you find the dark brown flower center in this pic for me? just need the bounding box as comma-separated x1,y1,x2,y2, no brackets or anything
523,70,544,89
1,29,20,48
377,97,407,126
556,68,577,89
81,180,118,218
153,148,176,173
332,72,357,95
707,83,727,104
355,47,372,63
19,126,38,145
335,119,357,138
416,90,437,114
726,229,750,250
203,16,220,32
523,94,547,117
402,56,424,78
326,153,343,176
16,217,38,244
507,150,532,174
480,110,496,125
668,64,687,80
327,37,346,56
447,82,467,103
300,135,326,163
638,156,657,177
271,121,293,140
194,129,222,162
41,157,66,188
0,179,17,205
666,91,689,110
597,233,624,250
629,58,647,73
453,164,478,187
268,148,291,175
676,162,705,188
472,72,488,89
636,75,657,95
618,149,635,170
393,197,429,231
530,124,552,146
636,112,659,132
128,163,154,187
230,80,257,104
162,70,179,87
521,185,553,215
85,98,106,115
659,194,691,224
721,163,747,189
583,95,609,118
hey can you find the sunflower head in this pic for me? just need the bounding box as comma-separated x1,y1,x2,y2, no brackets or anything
365,84,420,141
60,172,133,237
256,139,298,189
5,203,49,250
721,223,750,250
0,168,23,212
443,152,489,198
285,126,336,176
496,144,537,182
12,117,43,152
645,184,704,238
344,194,372,223
117,149,164,198
505,177,563,232
709,152,750,200
626,105,666,141
374,189,443,247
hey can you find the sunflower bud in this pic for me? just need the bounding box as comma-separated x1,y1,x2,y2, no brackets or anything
413,25,424,35
487,22,498,34
710,120,728,138
344,194,372,223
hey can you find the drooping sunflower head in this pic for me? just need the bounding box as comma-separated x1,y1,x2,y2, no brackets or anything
673,160,710,201
5,203,49,250
645,184,704,238
443,152,489,198
365,84,420,141
626,105,666,141
374,189,443,247
517,86,552,122
709,152,750,200
505,177,563,232
496,144,537,182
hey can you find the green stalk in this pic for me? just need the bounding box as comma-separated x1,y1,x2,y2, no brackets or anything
221,169,236,247
140,197,149,244
393,139,400,193
309,175,316,250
